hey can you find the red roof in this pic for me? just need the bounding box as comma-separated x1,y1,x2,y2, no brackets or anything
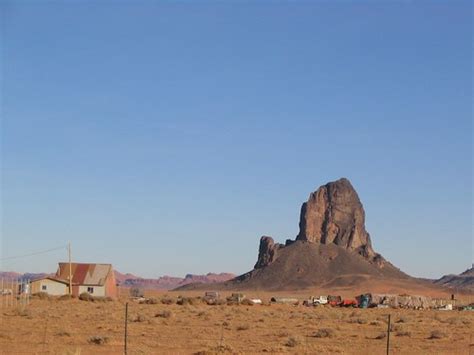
56,263,113,286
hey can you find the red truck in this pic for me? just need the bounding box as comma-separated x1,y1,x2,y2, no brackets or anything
341,299,358,307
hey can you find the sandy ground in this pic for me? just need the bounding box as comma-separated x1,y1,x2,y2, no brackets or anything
0,290,473,355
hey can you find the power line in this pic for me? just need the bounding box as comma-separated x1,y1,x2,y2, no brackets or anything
0,245,67,261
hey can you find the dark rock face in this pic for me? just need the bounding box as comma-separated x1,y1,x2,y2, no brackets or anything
254,178,383,271
254,236,283,269
255,178,385,269
296,178,376,259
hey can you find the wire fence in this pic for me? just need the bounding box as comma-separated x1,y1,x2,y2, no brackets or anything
0,278,31,309
1,329,472,354
1,301,473,355
0,329,393,354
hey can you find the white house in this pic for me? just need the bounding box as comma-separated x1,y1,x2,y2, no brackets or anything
30,277,69,296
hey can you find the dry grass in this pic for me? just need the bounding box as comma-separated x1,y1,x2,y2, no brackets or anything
396,331,411,337
177,297,203,306
132,313,148,322
155,310,173,318
32,292,50,300
140,297,158,304
78,293,112,303
348,317,368,324
313,328,335,338
12,307,31,317
374,332,387,340
0,290,472,354
58,294,74,301
87,335,109,345
56,330,71,337
236,324,249,331
429,330,447,340
285,336,299,347
78,293,93,302
161,297,174,305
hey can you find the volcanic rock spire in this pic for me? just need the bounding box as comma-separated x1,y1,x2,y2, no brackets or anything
177,177,410,292
296,178,376,258
254,178,380,270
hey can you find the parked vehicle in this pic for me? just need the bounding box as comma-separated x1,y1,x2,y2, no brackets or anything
314,295,328,305
204,291,219,300
327,295,342,306
356,294,371,308
341,299,358,307
303,295,328,306
227,293,246,304
203,291,220,304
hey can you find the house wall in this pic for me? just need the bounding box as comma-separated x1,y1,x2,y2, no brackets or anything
78,285,106,297
105,270,118,298
31,279,67,296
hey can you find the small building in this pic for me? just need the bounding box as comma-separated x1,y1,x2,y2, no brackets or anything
30,277,69,296
56,262,118,298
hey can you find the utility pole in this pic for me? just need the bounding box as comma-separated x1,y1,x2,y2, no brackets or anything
68,242,72,295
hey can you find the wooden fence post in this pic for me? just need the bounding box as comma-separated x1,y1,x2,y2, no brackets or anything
124,302,128,354
386,314,391,355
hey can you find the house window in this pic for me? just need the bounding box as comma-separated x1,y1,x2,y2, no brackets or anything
42,285,47,291
87,287,94,294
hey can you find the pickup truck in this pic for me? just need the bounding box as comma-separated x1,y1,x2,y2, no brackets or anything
303,295,328,306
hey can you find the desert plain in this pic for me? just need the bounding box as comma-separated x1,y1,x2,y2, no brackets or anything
1,288,473,355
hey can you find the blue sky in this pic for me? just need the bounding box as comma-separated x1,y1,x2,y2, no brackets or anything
1,1,472,279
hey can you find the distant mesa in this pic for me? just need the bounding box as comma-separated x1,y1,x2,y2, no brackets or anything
434,265,474,292
0,272,50,281
114,271,235,290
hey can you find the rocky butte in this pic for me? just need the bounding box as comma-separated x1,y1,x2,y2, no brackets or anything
255,177,385,271
178,178,447,292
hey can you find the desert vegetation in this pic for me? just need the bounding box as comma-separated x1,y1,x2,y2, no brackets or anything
0,291,472,354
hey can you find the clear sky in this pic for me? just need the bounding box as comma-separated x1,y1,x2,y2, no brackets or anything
1,1,472,279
